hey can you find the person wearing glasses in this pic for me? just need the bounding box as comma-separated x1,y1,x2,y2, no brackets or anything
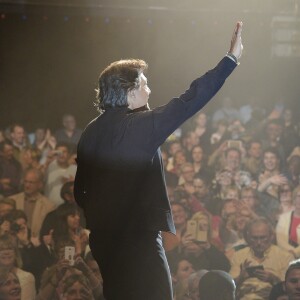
230,218,293,300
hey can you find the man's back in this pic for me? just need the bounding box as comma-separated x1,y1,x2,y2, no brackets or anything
75,107,173,233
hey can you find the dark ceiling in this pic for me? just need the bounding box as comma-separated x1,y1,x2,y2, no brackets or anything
0,0,298,16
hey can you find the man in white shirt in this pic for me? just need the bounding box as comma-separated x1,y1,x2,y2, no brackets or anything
45,143,76,206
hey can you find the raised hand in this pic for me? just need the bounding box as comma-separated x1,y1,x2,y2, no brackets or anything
229,21,243,60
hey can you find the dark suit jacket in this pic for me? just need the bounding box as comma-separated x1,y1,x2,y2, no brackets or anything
74,57,236,234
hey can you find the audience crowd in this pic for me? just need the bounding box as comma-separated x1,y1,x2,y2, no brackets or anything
0,98,300,299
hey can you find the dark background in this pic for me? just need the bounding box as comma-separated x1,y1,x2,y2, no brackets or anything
0,0,299,132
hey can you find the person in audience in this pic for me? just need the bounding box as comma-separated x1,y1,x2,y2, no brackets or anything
240,187,265,217
287,155,300,187
181,131,200,159
223,147,252,188
276,186,300,258
10,168,55,238
166,140,183,171
0,266,21,300
278,183,295,214
210,145,252,190
190,145,212,179
0,140,22,197
30,225,56,290
261,119,285,163
0,198,16,218
41,180,86,246
210,119,229,150
37,239,100,300
179,211,230,271
52,203,89,257
55,114,82,152
31,127,56,152
199,270,236,300
227,119,246,140
0,234,35,300
59,273,95,300
21,148,42,172
284,259,300,300
223,186,240,202
191,112,211,153
171,202,189,245
190,175,216,214
60,181,86,228
183,269,208,300
9,124,29,166
8,209,36,272
226,204,252,254
192,176,210,205
169,256,195,300
30,127,57,168
219,199,240,252
178,163,196,187
243,140,263,177
171,150,189,177
258,148,287,199
230,217,293,299
45,143,76,206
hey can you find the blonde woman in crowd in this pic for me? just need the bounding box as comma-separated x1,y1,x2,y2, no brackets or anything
0,234,35,300
0,266,21,300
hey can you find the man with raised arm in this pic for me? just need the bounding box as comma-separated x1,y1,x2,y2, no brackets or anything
75,21,243,300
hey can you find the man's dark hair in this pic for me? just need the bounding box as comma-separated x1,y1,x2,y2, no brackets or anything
95,59,148,113
199,270,235,300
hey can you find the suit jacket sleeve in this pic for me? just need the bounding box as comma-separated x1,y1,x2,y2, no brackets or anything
130,57,237,153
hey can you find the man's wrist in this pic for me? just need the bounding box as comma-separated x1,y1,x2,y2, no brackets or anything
226,52,239,64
